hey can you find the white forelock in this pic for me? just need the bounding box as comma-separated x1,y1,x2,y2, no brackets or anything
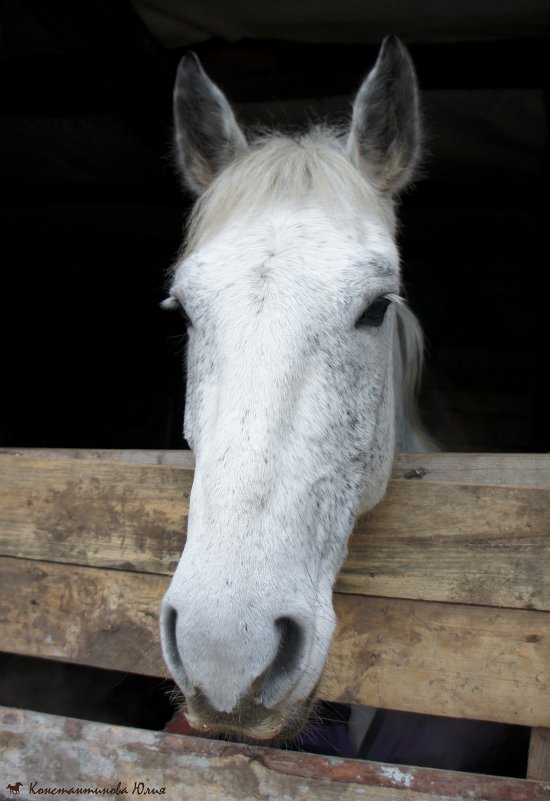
179,128,395,259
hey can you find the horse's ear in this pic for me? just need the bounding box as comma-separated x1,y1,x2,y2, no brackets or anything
347,36,421,195
173,53,247,195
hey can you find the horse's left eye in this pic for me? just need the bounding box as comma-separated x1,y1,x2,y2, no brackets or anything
356,296,392,328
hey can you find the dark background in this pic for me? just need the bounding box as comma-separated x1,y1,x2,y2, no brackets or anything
1,0,549,453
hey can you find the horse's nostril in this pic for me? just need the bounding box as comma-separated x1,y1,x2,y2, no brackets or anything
160,603,191,693
274,617,303,674
258,616,304,706
161,604,179,660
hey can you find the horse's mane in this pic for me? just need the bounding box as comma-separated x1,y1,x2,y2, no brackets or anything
395,301,423,413
394,300,436,451
182,128,393,257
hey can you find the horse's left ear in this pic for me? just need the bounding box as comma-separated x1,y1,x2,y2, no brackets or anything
173,52,248,195
347,36,421,195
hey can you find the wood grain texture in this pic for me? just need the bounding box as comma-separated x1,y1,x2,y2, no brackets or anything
2,448,550,485
0,447,197,468
326,594,550,727
1,454,549,610
390,451,550,486
0,454,190,574
344,480,550,609
2,706,550,801
0,556,167,678
528,727,550,781
2,556,549,726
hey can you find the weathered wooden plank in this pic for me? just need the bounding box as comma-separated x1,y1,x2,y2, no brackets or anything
2,448,550,486
1,556,549,727
0,447,197,468
2,707,550,801
0,454,190,575
391,452,550,486
343,480,550,609
0,556,166,678
324,595,550,727
528,727,550,781
1,454,549,610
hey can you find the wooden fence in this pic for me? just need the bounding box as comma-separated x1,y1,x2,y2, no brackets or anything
1,448,549,798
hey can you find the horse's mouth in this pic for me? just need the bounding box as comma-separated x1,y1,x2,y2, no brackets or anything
184,689,318,741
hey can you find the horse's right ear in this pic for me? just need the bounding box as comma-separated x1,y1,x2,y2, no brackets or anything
173,53,247,196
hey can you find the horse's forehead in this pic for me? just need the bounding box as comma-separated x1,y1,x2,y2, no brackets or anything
176,206,398,292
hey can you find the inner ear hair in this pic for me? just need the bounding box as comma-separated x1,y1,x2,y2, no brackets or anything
348,36,421,196
172,52,247,196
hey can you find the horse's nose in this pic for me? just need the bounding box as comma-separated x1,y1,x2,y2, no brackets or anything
160,599,305,713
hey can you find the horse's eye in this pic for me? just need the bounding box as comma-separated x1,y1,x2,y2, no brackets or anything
356,296,392,328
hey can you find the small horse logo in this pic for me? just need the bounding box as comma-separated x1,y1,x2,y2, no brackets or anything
6,782,24,795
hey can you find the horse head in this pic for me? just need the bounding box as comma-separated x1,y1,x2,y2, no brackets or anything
160,36,423,739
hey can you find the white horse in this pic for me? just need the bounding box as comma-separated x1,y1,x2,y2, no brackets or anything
160,36,432,740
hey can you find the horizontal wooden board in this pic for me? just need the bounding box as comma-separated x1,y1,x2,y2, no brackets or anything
0,447,197,468
3,448,550,485
343,480,550,609
1,454,549,610
1,556,549,727
390,452,550,486
2,707,550,801
0,556,167,678
0,454,191,575
325,595,550,727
